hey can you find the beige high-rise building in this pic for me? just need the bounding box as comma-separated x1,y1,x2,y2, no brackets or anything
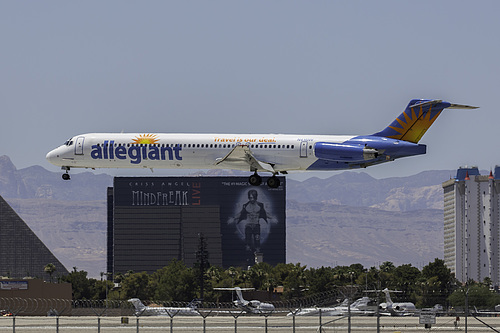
442,167,500,286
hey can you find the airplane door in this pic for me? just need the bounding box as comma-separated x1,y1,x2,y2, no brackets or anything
300,141,308,158
75,136,85,155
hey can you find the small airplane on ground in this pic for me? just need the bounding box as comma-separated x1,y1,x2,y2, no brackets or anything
128,298,200,316
290,296,378,316
291,288,417,317
379,288,416,316
46,99,477,187
214,287,275,314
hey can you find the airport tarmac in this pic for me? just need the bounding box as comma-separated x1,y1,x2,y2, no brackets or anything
0,315,499,332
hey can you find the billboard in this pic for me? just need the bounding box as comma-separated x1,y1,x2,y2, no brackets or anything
111,177,285,271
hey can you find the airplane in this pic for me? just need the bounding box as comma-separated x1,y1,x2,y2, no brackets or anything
292,289,417,317
290,296,378,316
128,298,200,316
46,99,477,187
379,288,416,316
213,287,275,314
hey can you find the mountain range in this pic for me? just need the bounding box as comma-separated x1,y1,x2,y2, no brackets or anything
0,155,448,277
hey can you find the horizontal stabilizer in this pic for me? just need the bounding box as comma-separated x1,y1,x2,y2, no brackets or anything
373,99,478,143
447,103,478,109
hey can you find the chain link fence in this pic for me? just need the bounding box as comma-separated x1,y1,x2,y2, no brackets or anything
1,296,499,332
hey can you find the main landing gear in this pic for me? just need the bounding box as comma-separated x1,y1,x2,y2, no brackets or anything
62,167,71,180
248,172,281,188
248,172,262,186
266,176,280,188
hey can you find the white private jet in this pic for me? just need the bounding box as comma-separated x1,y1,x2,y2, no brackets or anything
214,287,275,314
46,99,476,187
128,298,200,316
379,288,416,316
290,296,378,316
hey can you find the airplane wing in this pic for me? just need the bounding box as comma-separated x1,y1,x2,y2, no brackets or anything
215,145,275,173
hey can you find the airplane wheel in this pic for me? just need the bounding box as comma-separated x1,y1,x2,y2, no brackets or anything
248,174,262,186
267,176,280,188
62,173,70,180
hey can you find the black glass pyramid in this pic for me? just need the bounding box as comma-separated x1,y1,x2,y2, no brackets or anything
0,195,68,279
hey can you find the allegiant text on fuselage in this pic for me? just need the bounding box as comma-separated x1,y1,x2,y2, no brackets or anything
91,140,182,164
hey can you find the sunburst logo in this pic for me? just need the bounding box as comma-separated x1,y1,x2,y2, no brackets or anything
387,105,442,143
131,134,160,145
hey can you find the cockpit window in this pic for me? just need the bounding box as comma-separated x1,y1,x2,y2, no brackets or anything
64,138,74,146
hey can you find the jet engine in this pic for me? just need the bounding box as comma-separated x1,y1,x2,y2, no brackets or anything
314,142,379,162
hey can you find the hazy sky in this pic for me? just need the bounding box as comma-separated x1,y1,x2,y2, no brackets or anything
1,1,498,180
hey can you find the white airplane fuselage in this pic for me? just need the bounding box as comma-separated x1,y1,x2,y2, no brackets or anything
46,133,359,172
128,298,199,316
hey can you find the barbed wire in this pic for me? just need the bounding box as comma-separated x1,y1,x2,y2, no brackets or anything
0,289,349,317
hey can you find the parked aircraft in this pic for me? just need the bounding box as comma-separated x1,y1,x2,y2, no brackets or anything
46,99,476,187
292,288,418,317
471,305,500,316
128,298,200,316
379,288,416,316
290,296,378,316
214,287,275,314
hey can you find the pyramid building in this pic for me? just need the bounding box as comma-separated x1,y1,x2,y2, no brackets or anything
0,195,68,279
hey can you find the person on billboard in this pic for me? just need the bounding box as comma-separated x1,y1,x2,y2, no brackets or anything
231,189,269,252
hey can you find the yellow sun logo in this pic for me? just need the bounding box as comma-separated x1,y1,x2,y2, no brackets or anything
387,104,442,143
131,134,160,145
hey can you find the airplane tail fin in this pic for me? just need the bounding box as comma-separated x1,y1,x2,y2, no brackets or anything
234,287,245,303
373,99,477,143
382,288,393,306
187,299,201,309
128,298,146,312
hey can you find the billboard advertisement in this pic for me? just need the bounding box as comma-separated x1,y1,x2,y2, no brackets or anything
112,177,285,269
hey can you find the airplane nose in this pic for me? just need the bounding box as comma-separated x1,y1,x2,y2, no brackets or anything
46,148,61,165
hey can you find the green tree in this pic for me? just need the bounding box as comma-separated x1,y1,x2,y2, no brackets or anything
356,266,381,291
44,263,56,283
279,263,307,299
121,272,151,300
448,283,500,309
392,264,421,303
60,268,94,300
379,261,396,274
420,258,456,307
306,266,337,295
92,279,114,300
248,262,273,291
149,260,196,301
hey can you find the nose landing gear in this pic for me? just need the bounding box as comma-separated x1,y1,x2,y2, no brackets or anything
62,167,71,180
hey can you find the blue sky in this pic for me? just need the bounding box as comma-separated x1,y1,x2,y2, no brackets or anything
1,1,498,180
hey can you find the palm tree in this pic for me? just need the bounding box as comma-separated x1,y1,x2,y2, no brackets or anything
44,263,56,283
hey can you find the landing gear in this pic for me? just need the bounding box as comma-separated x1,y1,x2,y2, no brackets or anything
62,167,71,180
266,176,280,188
248,172,281,188
248,172,262,186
